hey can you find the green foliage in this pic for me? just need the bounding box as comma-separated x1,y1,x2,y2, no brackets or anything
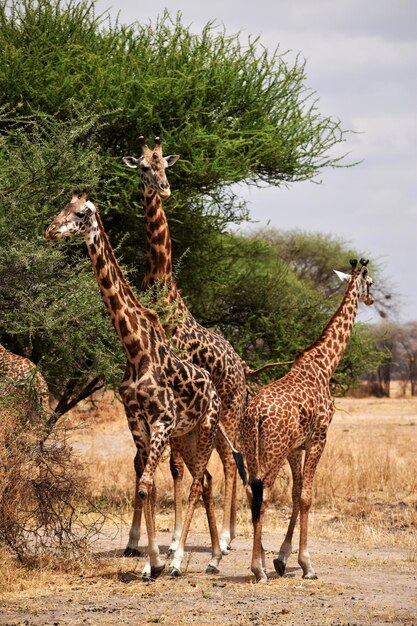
0,112,124,404
0,1,349,221
0,0,383,404
191,230,385,390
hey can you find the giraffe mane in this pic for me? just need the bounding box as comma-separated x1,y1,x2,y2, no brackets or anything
94,210,166,338
294,270,359,364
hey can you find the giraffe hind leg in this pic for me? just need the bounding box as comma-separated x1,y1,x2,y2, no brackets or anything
273,448,303,576
167,446,184,556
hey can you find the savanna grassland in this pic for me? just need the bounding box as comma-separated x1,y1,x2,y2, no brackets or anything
1,386,416,626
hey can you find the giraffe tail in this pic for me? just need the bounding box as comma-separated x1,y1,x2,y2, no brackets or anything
250,478,263,523
218,423,247,485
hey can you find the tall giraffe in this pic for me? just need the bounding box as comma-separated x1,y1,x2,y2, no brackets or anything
0,342,50,421
123,137,247,555
45,190,223,578
241,259,374,583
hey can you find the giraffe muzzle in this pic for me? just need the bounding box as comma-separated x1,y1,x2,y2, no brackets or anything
45,225,59,240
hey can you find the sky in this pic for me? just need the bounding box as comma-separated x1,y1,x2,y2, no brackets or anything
95,0,417,322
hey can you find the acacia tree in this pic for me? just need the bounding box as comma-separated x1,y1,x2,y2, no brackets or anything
0,0,384,406
0,1,350,251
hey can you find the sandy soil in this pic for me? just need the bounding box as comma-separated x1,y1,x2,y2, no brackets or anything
1,524,416,626
1,392,416,626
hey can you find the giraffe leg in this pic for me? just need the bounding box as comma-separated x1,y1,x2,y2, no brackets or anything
201,470,222,573
214,400,241,554
137,415,175,579
124,420,150,557
247,479,268,583
124,467,143,557
230,471,237,544
167,445,184,555
168,399,220,576
216,439,237,554
297,439,326,579
141,480,165,580
273,448,303,576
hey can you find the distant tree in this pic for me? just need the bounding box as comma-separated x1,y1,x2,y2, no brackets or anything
193,231,385,392
396,322,417,396
257,230,397,319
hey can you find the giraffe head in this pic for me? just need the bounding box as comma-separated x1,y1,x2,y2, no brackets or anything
123,136,179,199
334,258,375,306
45,189,97,240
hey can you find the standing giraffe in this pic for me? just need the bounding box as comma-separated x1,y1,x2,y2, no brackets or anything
45,190,223,578
0,342,50,421
123,137,247,555
241,259,374,583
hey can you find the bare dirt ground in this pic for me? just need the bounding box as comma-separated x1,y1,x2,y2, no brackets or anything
1,392,416,626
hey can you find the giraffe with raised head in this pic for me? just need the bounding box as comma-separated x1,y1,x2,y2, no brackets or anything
123,136,248,555
0,342,50,421
241,259,375,583
45,190,223,579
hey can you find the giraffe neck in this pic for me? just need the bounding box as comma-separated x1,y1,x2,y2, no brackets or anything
84,209,166,359
298,274,360,377
141,183,178,302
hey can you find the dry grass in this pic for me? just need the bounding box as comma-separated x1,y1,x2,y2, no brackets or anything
1,388,416,596
62,389,417,550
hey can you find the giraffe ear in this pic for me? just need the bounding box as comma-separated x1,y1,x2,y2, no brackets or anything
333,269,350,282
165,155,180,168
123,156,139,169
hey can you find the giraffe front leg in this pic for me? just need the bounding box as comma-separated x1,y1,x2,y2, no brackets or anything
124,422,150,557
218,450,237,554
124,471,143,557
167,477,203,577
141,485,165,580
138,416,175,579
201,470,222,574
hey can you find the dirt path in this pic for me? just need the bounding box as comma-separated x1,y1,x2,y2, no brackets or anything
1,524,416,626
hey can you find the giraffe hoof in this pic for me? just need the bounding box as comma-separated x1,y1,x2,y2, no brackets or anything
255,574,269,584
205,564,220,575
167,567,181,578
151,564,165,579
273,558,286,577
123,547,141,558
302,572,318,580
142,564,165,581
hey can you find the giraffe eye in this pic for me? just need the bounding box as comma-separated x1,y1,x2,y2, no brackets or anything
75,211,85,218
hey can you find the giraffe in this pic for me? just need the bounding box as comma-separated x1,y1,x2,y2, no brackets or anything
241,259,375,583
45,190,223,578
0,342,50,421
123,136,248,555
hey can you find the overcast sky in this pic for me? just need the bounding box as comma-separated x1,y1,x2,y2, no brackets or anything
96,0,417,322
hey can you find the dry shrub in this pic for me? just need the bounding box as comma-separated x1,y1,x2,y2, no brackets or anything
0,393,103,563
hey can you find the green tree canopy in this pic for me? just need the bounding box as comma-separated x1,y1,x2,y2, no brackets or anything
0,0,384,407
